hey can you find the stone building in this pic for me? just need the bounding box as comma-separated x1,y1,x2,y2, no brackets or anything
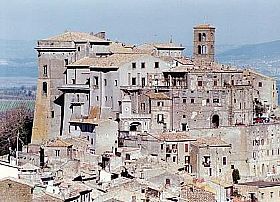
235,181,280,202
31,25,278,165
0,177,34,202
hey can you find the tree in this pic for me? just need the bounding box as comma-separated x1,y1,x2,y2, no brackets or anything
232,168,241,184
0,105,33,155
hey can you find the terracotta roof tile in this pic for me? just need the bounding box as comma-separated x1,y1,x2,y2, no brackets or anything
191,136,230,147
44,31,109,42
145,92,170,100
155,132,195,141
46,139,73,147
69,53,147,67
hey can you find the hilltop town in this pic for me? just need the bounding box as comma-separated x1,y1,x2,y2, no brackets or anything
0,24,280,202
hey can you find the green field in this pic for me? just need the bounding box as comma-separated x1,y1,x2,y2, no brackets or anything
0,99,35,112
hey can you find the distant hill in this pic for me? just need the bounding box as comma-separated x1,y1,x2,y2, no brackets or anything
217,40,280,60
0,39,37,79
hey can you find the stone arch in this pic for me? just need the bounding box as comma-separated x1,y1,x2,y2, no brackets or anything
211,114,220,128
130,122,141,131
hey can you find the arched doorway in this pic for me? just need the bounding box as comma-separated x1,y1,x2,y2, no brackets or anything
130,122,141,131
212,115,219,128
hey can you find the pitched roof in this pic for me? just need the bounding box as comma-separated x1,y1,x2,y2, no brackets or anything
191,136,230,147
194,24,215,29
155,132,195,142
46,139,73,147
145,92,170,100
238,181,280,188
153,42,185,49
69,53,147,67
20,163,40,171
44,31,109,42
108,42,147,54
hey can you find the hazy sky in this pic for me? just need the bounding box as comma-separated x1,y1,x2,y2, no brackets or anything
1,0,280,46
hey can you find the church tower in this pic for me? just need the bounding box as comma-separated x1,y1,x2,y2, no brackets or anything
193,24,215,65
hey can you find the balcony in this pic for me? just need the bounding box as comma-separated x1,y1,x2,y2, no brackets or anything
58,84,90,92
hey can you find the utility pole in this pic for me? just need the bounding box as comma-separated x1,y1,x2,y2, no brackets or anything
16,131,19,166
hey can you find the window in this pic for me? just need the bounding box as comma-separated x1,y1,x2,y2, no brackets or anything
157,114,164,123
173,156,176,162
206,98,210,103
104,79,107,86
157,101,164,107
198,81,202,86
125,154,130,160
114,80,118,86
161,144,164,150
132,77,136,85
185,144,189,152
42,82,47,95
203,156,211,167
105,96,108,101
155,62,159,68
77,47,81,51
270,192,273,198
182,123,187,131
51,111,54,118
191,99,194,104
213,98,219,103
141,103,145,111
165,178,171,186
55,150,60,157
91,138,93,145
259,82,263,87
64,59,68,66
43,65,47,77
185,156,190,164
214,80,217,86
183,115,186,118
96,96,99,101
141,62,145,68
183,99,186,103
72,79,76,84
141,77,145,87
222,157,227,165
94,76,99,86
132,62,136,69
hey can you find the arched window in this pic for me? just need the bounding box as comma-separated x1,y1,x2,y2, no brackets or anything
198,45,202,54
198,33,202,42
202,45,207,54
212,114,219,128
202,33,206,41
42,82,47,96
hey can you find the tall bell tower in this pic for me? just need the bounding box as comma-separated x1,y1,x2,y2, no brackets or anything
193,24,215,66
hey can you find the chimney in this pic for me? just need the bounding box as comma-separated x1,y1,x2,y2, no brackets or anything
94,31,106,40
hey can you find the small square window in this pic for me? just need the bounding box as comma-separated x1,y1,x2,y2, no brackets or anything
191,99,194,104
213,98,219,103
198,81,202,86
132,62,136,69
155,62,159,68
183,99,186,103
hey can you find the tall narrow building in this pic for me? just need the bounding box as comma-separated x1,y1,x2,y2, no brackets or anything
32,32,111,144
193,24,215,66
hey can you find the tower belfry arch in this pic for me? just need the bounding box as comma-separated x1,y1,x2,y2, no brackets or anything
193,24,215,66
